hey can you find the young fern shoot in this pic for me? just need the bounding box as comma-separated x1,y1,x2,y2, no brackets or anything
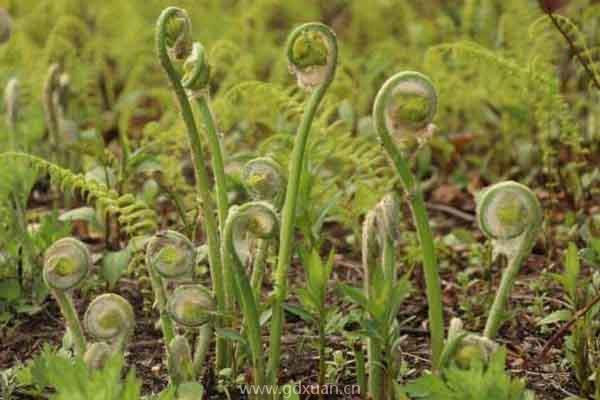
83,294,135,369
155,7,227,368
225,202,280,392
268,21,338,384
373,71,444,370
43,238,91,356
241,157,286,300
476,181,543,339
361,194,403,399
167,284,215,385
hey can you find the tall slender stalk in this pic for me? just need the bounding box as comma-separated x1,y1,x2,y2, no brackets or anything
267,22,338,384
476,181,543,339
225,202,279,394
155,7,227,368
43,238,91,356
372,71,444,371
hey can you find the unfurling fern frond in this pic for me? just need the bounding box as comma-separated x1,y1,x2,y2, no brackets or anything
0,152,158,239
530,13,600,90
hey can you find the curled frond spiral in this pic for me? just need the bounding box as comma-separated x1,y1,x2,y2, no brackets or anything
477,181,542,250
225,202,279,386
84,294,135,347
371,71,443,370
286,23,338,90
146,230,196,279
158,7,193,62
4,78,19,131
182,42,210,95
373,71,438,146
476,181,543,339
0,8,11,44
43,237,91,356
43,238,91,290
242,157,286,207
167,285,215,328
0,153,158,238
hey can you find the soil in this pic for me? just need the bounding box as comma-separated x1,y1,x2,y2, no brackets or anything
1,189,594,399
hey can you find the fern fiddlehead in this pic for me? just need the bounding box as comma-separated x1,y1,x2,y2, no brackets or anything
146,230,196,344
477,181,543,339
146,231,215,383
241,157,286,300
43,238,91,356
182,39,233,320
373,71,444,370
167,284,215,384
0,152,158,238
362,194,400,399
84,294,135,348
226,202,279,390
156,7,227,368
268,22,338,383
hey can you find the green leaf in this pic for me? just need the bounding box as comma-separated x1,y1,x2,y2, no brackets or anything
101,248,132,289
215,328,248,346
538,309,572,326
283,302,315,322
337,284,368,309
0,278,21,301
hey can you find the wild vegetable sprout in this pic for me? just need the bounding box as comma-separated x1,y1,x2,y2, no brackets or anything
373,71,444,370
1,2,596,399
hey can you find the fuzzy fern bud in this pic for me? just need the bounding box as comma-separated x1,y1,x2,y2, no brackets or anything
44,237,91,290
286,23,338,90
159,7,193,61
43,238,91,356
373,71,438,147
84,294,135,349
146,230,196,279
182,42,210,95
242,157,286,207
167,285,214,328
476,182,542,339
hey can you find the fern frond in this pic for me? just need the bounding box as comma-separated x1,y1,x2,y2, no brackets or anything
0,152,158,238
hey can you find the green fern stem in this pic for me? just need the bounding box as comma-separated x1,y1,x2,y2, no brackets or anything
225,203,278,392
192,321,213,377
155,7,227,368
192,96,235,312
477,181,543,339
54,289,87,356
268,22,338,384
373,71,444,371
250,239,270,303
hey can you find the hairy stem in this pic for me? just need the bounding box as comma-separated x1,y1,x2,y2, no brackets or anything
224,215,266,392
53,290,86,356
268,85,328,383
156,7,226,368
381,137,443,370
250,239,269,302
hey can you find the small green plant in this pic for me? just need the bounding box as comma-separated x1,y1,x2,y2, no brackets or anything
401,349,532,400
268,21,338,384
372,71,444,370
340,194,413,400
